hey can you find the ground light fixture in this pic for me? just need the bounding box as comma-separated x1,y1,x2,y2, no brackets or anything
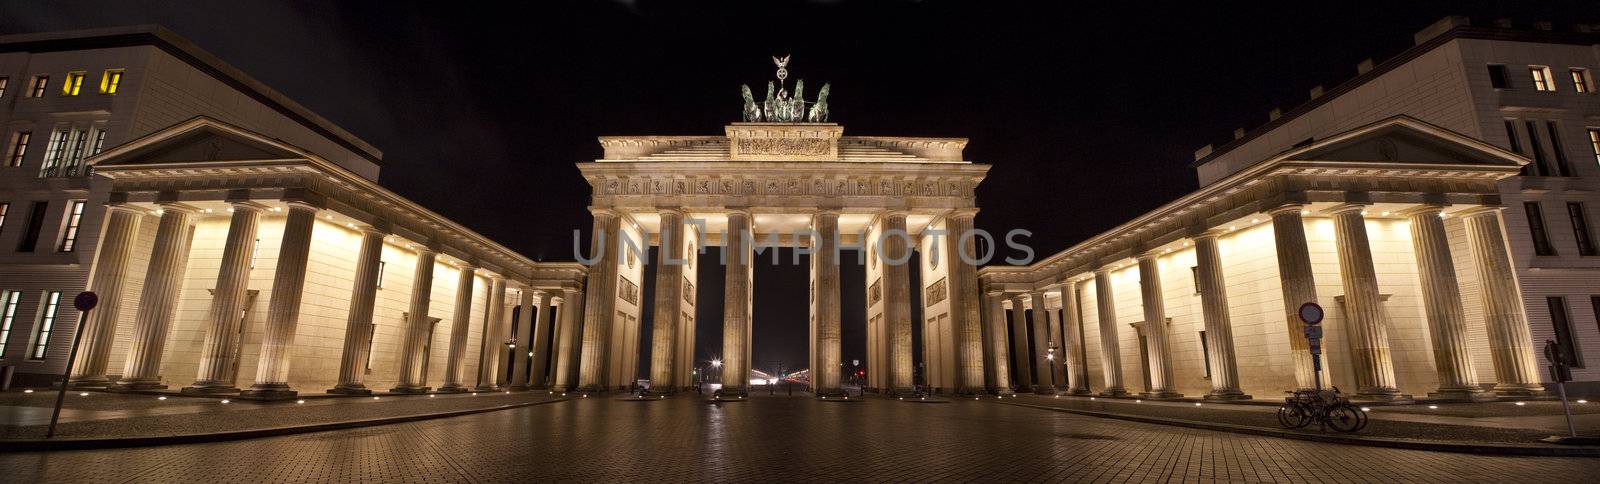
297,400,305,404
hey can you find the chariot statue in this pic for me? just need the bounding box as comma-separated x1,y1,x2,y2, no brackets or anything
739,55,831,123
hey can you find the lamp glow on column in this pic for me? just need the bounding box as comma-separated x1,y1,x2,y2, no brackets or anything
1046,340,1058,392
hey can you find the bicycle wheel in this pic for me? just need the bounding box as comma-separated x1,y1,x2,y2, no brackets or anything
1326,403,1364,432
1276,403,1310,429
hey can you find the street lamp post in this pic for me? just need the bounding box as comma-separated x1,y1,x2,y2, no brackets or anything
1046,340,1058,392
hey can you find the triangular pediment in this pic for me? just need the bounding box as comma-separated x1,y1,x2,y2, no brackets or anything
91,117,305,167
1282,116,1524,167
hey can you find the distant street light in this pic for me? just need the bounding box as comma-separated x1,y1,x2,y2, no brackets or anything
1046,340,1059,390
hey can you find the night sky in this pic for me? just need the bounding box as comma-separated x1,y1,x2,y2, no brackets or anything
5,1,1595,378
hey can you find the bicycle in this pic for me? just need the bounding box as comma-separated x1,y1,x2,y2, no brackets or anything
1276,386,1368,432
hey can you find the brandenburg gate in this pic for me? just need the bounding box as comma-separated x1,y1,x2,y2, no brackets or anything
570,61,993,397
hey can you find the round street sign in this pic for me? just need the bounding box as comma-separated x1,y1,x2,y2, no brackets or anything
1298,302,1324,325
74,291,98,312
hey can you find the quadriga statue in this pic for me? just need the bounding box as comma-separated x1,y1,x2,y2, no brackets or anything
807,83,831,123
740,84,761,122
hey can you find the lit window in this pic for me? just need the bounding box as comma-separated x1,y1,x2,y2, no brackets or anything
61,72,85,96
99,69,123,94
0,202,8,236
1526,202,1556,256
0,77,8,98
89,127,106,156
0,291,20,358
1589,128,1600,167
1487,65,1510,89
6,131,29,167
59,200,86,252
376,260,387,289
1573,69,1593,93
30,291,62,360
39,128,70,178
28,76,47,97
64,128,90,176
1531,66,1555,92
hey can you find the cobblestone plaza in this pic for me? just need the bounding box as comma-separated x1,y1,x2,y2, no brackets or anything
5,396,1597,482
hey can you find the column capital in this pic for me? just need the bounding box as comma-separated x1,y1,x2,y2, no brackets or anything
1196,227,1229,239
1323,203,1369,216
947,208,979,219
357,221,391,236
724,207,753,218
1267,203,1308,216
283,199,321,213
984,289,1007,298
155,201,201,215
228,200,270,213
1453,205,1504,220
1136,249,1165,261
589,207,619,218
105,202,145,216
562,286,581,297
486,273,506,283
1396,204,1448,218
657,207,687,217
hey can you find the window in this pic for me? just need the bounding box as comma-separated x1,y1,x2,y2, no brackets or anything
99,69,123,94
1574,68,1594,93
16,201,47,253
1526,202,1556,256
1588,128,1600,167
6,131,29,167
1199,330,1212,379
1526,121,1551,176
0,77,7,98
0,291,20,358
29,291,61,360
28,76,47,97
59,200,85,252
1488,65,1511,89
0,202,8,236
1190,266,1201,295
1531,66,1555,92
376,260,387,289
1547,297,1583,368
1547,122,1572,177
89,127,106,156
61,72,85,96
39,127,69,177
1570,203,1597,256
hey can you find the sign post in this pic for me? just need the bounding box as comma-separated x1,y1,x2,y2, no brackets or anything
1543,339,1578,439
46,291,97,438
1298,302,1325,392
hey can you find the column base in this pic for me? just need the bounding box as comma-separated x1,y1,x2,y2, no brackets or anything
1031,385,1057,394
1203,390,1253,401
508,385,531,392
239,384,298,400
327,384,373,396
106,378,167,392
575,385,608,394
180,382,240,395
1427,388,1498,402
1139,390,1184,400
436,384,471,393
473,384,503,392
1493,383,1549,397
1099,387,1129,397
388,385,431,394
67,376,112,389
992,388,1017,396
1352,391,1414,403
1068,388,1094,396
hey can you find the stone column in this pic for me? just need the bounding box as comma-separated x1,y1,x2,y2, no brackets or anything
1136,253,1182,398
1094,268,1127,396
330,225,385,395
1404,206,1492,400
111,204,196,391
474,276,508,391
1028,291,1054,393
946,210,988,395
240,202,316,399
1269,205,1319,389
438,264,478,392
69,204,143,387
528,291,555,389
1194,231,1249,400
1007,295,1033,389
1461,208,1545,396
812,210,843,396
880,212,915,394
1329,205,1406,400
509,288,535,390
554,287,584,391
390,246,437,393
184,201,264,394
983,291,1013,394
646,208,686,394
578,210,621,392
720,210,754,397
1059,281,1091,395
